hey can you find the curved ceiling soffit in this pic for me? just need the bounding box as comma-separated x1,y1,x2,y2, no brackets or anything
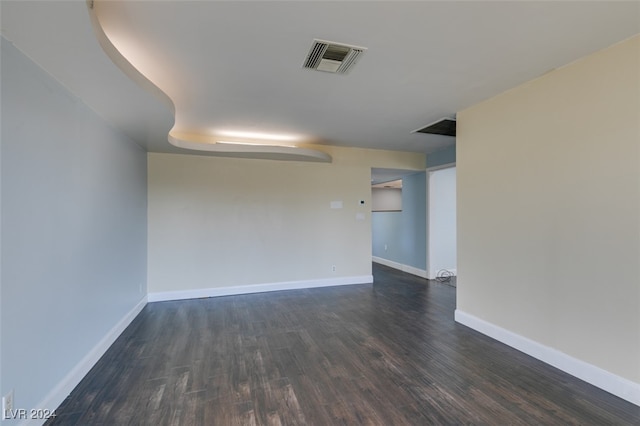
86,1,331,163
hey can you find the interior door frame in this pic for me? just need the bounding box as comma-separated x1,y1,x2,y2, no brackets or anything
427,162,456,279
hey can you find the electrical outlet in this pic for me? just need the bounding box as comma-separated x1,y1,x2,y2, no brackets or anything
332,265,336,272
3,389,14,418
384,244,388,251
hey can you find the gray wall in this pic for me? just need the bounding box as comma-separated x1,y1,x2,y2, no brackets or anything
371,187,402,212
372,172,427,271
1,37,147,418
426,145,456,168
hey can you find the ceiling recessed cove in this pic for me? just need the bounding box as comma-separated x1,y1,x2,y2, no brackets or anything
303,39,366,74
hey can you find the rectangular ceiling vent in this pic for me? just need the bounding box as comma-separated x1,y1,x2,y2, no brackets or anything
303,39,366,74
413,118,456,137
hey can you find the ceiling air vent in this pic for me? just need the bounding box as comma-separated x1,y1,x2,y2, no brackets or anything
303,39,366,74
413,118,456,137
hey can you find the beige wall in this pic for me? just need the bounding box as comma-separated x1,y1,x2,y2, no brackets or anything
457,35,639,383
148,146,424,293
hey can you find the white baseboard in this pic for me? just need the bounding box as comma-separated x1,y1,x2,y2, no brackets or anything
372,256,428,279
454,310,640,407
148,275,374,302
22,297,148,426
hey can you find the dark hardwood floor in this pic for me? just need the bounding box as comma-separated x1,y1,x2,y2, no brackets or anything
47,264,639,425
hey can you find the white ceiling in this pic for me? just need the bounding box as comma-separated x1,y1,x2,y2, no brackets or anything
2,1,639,155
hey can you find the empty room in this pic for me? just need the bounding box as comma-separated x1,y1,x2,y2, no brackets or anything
1,1,639,425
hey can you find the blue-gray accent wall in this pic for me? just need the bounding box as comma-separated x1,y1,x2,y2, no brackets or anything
427,144,456,168
1,37,147,418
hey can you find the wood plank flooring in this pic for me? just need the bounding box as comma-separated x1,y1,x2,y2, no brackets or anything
47,264,639,425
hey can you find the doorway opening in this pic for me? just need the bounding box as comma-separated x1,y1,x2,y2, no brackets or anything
371,168,427,278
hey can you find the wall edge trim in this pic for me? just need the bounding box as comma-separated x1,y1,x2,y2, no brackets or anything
454,309,640,407
22,296,148,425
426,161,456,172
148,275,374,302
372,256,428,279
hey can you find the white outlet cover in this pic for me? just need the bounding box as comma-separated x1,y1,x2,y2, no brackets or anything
330,201,343,209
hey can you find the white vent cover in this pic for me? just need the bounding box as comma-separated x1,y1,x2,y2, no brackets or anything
303,39,366,74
